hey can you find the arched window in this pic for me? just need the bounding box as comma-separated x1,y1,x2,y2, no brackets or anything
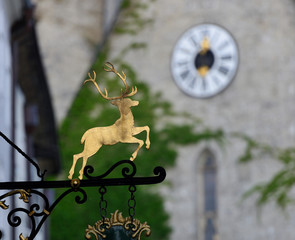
201,149,218,240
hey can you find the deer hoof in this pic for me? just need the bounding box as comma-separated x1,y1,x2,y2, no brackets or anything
68,175,73,180
130,156,135,161
78,174,84,180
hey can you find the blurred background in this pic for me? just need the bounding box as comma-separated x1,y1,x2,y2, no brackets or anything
1,0,295,239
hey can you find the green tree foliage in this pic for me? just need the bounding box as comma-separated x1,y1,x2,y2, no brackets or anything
241,144,295,209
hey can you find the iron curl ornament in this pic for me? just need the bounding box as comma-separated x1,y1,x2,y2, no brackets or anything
0,63,166,240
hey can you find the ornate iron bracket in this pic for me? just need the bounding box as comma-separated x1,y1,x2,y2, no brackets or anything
0,131,166,240
0,131,47,180
0,160,166,190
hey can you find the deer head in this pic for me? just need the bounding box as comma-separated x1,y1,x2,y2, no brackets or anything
84,62,137,101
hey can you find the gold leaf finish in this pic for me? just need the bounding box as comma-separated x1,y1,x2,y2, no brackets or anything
0,189,30,210
19,233,29,240
69,63,150,180
197,37,211,77
0,191,31,240
199,37,210,55
85,210,151,240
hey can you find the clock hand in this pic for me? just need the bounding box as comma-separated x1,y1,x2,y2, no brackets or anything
197,66,209,77
197,37,211,77
200,37,210,55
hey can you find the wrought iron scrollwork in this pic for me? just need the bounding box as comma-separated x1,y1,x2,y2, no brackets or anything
85,210,151,240
1,187,87,240
0,189,30,210
0,162,166,191
84,160,137,180
0,131,166,240
0,161,166,239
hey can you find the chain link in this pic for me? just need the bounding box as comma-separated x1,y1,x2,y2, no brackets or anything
99,186,107,222
128,185,136,222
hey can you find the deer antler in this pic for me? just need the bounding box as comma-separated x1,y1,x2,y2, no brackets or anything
84,63,137,100
125,86,137,97
84,71,113,100
103,62,137,97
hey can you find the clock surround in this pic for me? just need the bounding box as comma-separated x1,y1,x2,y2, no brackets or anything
171,23,239,98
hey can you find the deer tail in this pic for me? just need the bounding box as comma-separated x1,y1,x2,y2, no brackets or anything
81,131,88,144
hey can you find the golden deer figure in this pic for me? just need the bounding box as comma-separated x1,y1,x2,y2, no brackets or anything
68,62,150,180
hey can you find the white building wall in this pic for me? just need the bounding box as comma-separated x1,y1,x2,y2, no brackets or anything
0,1,15,238
0,1,43,239
0,0,14,182
107,0,295,239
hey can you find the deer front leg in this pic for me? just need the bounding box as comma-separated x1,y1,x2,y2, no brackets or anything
123,137,144,161
132,126,150,149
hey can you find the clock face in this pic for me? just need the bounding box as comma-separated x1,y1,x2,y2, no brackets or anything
171,24,239,98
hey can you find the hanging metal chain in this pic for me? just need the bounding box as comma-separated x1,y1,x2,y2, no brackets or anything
99,186,107,222
128,185,136,223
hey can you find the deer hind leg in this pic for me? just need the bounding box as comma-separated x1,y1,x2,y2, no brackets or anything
132,126,150,149
78,144,102,180
68,152,84,179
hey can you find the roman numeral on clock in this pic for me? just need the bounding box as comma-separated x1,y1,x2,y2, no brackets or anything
201,78,207,91
190,36,199,47
180,48,191,55
218,66,229,75
218,41,229,50
180,70,190,80
177,61,189,67
221,55,232,60
212,75,220,86
189,77,197,88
